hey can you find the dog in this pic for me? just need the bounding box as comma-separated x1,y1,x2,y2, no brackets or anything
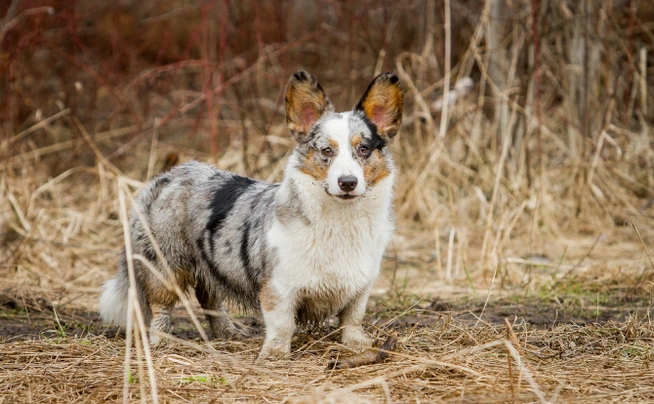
99,70,404,358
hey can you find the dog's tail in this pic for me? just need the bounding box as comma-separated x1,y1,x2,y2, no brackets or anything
99,251,133,328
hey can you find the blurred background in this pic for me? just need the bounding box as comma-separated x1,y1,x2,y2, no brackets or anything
3,4,654,400
2,0,654,295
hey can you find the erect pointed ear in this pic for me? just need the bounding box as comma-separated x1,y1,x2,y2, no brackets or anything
355,72,404,140
285,71,333,143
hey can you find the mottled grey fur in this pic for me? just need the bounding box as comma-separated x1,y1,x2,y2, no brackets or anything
101,161,280,339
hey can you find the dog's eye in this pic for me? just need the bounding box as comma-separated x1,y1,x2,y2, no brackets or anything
357,145,370,158
321,147,334,157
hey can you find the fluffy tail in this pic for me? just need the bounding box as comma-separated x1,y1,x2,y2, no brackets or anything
99,269,130,328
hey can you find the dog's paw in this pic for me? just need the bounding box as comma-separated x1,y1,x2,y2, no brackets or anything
342,328,372,352
213,325,250,340
227,325,251,340
210,318,251,340
258,338,291,359
149,332,166,347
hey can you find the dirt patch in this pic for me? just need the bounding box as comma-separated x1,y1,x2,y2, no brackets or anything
367,290,653,333
0,292,267,342
3,289,650,344
0,293,121,341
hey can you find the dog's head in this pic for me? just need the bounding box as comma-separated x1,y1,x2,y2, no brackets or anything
285,71,403,202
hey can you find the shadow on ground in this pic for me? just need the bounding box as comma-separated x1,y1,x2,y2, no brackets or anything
1,289,650,343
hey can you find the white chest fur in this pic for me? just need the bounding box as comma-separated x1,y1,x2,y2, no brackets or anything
267,175,394,310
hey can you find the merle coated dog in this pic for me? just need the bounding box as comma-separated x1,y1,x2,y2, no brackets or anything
100,71,404,358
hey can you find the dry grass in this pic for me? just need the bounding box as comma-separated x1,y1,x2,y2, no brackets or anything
1,288,653,403
2,0,654,402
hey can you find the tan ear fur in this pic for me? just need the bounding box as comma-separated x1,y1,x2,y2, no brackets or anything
285,71,333,143
355,72,404,140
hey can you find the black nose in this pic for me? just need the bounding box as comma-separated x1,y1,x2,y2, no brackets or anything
338,175,358,192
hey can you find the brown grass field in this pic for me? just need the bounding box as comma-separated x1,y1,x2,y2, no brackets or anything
2,0,654,402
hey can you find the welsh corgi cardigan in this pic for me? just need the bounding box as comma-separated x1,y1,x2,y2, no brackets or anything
99,71,404,358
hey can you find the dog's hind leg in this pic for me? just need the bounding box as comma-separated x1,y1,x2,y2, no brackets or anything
195,281,246,339
146,285,178,345
149,304,174,345
141,267,187,346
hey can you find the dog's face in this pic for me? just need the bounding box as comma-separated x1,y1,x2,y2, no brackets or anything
285,71,403,201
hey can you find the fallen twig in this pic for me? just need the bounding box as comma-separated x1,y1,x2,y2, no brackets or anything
327,332,398,370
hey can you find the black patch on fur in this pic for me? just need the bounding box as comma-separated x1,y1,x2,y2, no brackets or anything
239,223,250,270
239,221,258,292
197,237,229,287
358,116,387,151
196,236,257,307
293,70,311,82
152,176,171,194
194,277,212,309
239,188,273,293
206,175,256,253
134,228,157,263
143,245,157,263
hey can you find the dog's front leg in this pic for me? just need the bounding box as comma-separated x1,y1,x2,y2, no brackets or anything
339,285,373,352
259,287,296,359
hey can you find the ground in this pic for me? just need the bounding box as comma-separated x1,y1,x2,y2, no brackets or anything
2,228,653,403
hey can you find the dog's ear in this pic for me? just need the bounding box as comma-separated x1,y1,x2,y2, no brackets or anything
355,72,404,140
285,71,333,143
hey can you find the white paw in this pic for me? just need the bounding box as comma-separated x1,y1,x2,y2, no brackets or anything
149,332,163,346
258,338,291,359
342,328,372,352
